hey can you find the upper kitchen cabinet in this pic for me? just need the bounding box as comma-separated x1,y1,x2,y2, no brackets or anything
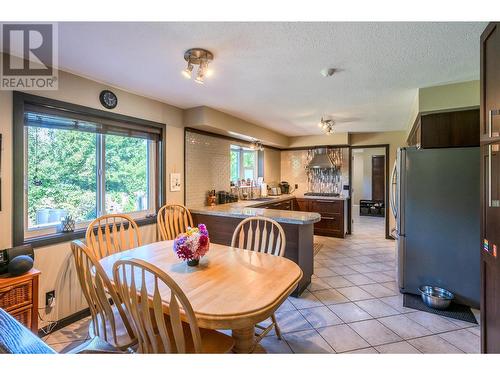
407,108,480,148
481,23,500,142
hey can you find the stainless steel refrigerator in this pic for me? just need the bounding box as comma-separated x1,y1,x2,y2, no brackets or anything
390,147,480,307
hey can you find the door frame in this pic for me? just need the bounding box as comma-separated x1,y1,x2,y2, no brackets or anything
348,144,391,240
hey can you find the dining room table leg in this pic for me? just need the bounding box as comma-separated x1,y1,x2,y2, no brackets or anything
231,326,257,353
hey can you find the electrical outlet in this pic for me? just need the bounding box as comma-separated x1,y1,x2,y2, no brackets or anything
294,184,298,189
46,290,56,307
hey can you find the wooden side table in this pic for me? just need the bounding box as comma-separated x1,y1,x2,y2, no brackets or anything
0,269,40,334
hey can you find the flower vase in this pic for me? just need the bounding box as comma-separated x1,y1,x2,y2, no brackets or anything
187,259,199,267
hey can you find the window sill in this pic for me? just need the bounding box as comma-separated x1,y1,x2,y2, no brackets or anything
23,216,157,248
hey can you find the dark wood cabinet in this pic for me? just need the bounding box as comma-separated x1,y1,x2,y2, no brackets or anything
407,109,480,149
295,198,346,238
480,22,500,354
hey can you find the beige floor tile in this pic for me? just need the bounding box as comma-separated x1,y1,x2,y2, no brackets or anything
317,324,370,353
312,289,349,305
328,302,373,323
336,286,374,301
379,295,416,313
288,290,324,309
363,272,394,283
439,329,480,353
359,283,397,298
378,315,433,339
443,317,478,329
349,319,402,346
307,277,332,292
344,347,378,354
349,264,378,273
274,310,313,334
408,336,463,354
283,329,335,354
314,267,338,278
354,299,400,318
322,275,354,288
277,299,297,313
406,311,461,333
467,326,481,337
375,341,421,354
329,265,358,276
298,306,343,328
343,273,377,286
259,337,293,354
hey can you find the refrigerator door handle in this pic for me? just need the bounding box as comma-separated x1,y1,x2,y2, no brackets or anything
390,160,398,218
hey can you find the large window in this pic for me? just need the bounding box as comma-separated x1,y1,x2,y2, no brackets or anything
14,93,165,245
230,145,258,183
25,112,155,232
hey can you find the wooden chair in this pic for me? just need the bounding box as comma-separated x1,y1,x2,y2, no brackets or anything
71,240,137,351
85,214,142,260
231,216,286,341
113,258,234,354
157,204,194,241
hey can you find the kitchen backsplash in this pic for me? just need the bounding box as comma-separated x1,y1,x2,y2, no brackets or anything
281,148,349,197
185,131,281,207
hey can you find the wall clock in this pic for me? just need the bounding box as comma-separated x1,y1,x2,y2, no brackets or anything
99,90,118,109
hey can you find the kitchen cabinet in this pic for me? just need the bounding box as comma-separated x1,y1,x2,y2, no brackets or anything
256,198,293,211
295,198,346,238
407,109,479,149
480,22,500,354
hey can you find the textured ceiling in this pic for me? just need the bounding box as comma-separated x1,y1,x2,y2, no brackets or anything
52,22,486,135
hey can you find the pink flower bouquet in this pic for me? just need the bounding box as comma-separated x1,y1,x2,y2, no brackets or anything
173,224,210,266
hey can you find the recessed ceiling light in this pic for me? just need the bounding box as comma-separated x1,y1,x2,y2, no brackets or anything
320,68,336,78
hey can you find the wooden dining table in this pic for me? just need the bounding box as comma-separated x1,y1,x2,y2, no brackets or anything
99,240,302,353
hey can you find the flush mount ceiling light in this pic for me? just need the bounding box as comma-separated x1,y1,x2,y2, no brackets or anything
182,48,214,84
249,139,264,151
317,117,335,135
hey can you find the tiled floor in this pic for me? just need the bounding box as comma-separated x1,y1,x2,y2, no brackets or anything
43,213,480,354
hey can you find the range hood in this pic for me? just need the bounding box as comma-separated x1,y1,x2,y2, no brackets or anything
307,153,334,169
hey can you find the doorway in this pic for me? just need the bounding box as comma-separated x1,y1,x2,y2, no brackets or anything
349,145,390,239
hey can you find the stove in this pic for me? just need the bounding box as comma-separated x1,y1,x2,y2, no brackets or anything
304,192,340,197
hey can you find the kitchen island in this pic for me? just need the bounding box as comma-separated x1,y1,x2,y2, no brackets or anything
189,195,321,296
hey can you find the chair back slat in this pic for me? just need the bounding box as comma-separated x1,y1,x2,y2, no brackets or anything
113,259,202,353
85,214,142,260
70,240,135,348
157,204,194,241
231,217,286,257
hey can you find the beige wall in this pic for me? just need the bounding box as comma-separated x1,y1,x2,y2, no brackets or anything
288,133,349,148
419,80,479,114
263,148,281,185
184,106,289,148
351,147,386,205
350,131,407,231
0,62,185,325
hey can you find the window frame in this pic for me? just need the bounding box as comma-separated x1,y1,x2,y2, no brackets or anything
230,145,258,183
13,92,166,247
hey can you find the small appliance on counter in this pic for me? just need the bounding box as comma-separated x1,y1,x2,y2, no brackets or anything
269,186,281,196
260,182,268,197
279,181,290,194
216,191,238,204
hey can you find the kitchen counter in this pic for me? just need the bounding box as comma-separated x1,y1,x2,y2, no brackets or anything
189,194,321,225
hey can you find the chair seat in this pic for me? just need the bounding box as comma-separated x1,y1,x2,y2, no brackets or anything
146,318,234,354
67,336,126,354
88,304,136,350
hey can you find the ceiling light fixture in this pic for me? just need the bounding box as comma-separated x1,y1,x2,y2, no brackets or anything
318,117,335,135
249,139,264,151
182,48,214,84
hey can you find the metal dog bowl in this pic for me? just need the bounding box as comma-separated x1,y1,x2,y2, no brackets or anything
419,286,454,310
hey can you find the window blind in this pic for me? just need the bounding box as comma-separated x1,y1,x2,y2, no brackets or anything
24,104,161,141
